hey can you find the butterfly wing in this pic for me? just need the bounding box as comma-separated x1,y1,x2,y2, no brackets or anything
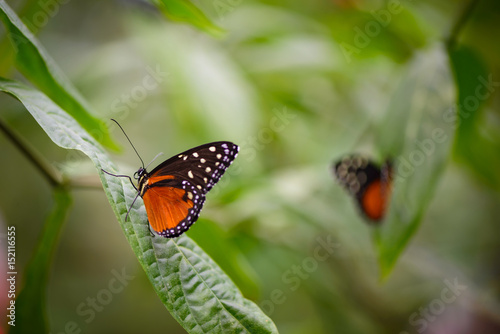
143,142,239,237
333,155,393,222
142,180,203,238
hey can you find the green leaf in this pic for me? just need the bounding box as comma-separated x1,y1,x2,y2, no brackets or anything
375,46,456,277
0,78,278,334
0,1,119,151
448,45,500,189
188,218,261,300
10,187,72,334
152,0,224,37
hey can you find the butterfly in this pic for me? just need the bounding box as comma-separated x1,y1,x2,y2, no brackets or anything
103,120,239,238
332,155,393,222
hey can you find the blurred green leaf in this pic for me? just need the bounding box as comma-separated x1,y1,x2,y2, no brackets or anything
448,45,500,189
10,187,72,334
0,77,278,334
130,22,259,141
152,0,224,37
375,46,456,277
0,1,119,151
333,7,427,64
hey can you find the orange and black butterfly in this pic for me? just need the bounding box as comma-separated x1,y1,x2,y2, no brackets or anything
103,120,239,238
333,156,393,222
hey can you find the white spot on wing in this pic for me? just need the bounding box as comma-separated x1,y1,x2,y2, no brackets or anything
209,146,216,152
188,170,194,179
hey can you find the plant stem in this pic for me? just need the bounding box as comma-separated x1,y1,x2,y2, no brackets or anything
446,0,481,49
0,117,63,187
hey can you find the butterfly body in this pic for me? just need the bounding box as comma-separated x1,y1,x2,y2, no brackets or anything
333,156,393,222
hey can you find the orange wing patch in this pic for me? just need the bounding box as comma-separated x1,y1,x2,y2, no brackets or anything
361,180,392,221
147,175,175,184
143,186,193,233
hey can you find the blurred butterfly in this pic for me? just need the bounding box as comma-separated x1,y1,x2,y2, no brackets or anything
102,120,239,238
333,155,393,222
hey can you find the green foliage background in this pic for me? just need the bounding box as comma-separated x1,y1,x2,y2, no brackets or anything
1,0,499,333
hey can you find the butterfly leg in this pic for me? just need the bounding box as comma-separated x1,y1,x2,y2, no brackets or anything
101,169,138,191
123,192,141,222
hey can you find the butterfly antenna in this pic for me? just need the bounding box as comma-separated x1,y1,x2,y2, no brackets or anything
145,152,164,170
111,119,145,168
